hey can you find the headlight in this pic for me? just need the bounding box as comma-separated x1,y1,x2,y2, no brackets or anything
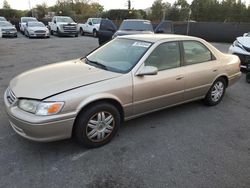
234,40,243,48
18,99,64,116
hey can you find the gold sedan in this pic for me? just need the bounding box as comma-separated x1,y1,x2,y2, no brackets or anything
4,34,241,148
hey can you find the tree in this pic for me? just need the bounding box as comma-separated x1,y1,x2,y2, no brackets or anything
150,0,170,21
3,0,11,9
36,3,48,19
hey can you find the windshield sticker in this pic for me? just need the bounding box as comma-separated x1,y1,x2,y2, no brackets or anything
132,42,151,48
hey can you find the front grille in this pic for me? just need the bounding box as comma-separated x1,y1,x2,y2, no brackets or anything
6,88,17,105
63,25,77,32
35,30,46,34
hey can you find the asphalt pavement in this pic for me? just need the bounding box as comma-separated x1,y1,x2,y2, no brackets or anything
0,34,249,188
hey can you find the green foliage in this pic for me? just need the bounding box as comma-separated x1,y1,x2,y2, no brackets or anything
36,3,48,19
149,0,171,21
3,0,11,9
101,9,147,20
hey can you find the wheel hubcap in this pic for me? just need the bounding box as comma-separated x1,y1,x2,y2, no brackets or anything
211,81,224,102
86,111,115,142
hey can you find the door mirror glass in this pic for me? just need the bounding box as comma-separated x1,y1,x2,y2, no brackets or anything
88,22,92,25
137,66,158,76
54,20,56,24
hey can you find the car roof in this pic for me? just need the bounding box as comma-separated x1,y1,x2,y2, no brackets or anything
118,34,200,43
123,19,151,22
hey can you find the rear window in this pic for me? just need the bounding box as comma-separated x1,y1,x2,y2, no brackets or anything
119,20,153,32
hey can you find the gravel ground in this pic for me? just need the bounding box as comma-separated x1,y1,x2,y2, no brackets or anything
0,34,250,188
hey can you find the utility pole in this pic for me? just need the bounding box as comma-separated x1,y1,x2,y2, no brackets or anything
186,9,191,35
128,0,131,10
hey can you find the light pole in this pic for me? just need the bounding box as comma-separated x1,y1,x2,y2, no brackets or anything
186,9,191,35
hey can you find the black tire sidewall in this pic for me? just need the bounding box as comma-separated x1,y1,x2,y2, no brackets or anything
205,78,226,106
74,103,120,148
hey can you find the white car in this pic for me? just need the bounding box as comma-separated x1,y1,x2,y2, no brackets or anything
19,17,38,34
229,34,250,69
24,21,50,38
0,28,2,38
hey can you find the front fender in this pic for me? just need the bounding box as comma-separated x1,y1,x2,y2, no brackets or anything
76,93,123,113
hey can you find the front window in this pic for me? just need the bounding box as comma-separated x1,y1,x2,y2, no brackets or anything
57,17,74,23
145,42,181,71
0,21,12,27
92,18,101,24
86,38,152,73
119,20,153,32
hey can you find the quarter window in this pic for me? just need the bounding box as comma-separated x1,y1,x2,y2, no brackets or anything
145,42,181,71
183,41,213,65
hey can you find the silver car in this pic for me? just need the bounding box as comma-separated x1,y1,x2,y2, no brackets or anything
4,34,241,148
0,21,17,37
24,21,50,38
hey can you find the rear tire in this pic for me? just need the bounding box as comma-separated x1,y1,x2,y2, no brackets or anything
74,102,120,148
93,29,97,38
246,72,250,83
80,28,84,36
50,30,54,35
204,77,226,106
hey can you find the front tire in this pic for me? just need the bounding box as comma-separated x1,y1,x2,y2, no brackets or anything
204,78,226,106
74,103,121,148
80,28,84,36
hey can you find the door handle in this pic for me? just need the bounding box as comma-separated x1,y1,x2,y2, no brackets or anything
213,69,218,72
176,76,184,80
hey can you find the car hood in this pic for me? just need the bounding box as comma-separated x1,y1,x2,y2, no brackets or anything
115,30,154,37
0,26,16,30
28,26,47,31
237,37,250,47
10,59,122,99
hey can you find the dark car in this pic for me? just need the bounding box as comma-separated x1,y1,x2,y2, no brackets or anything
98,19,174,45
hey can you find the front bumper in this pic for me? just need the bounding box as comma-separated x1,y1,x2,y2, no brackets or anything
58,29,78,36
2,31,17,37
4,89,75,142
29,33,50,38
229,45,250,69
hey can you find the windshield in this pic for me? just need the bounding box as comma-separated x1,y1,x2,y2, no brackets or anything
92,18,101,24
0,17,7,21
0,21,12,27
29,22,45,27
86,38,152,73
119,20,154,31
57,17,74,23
22,18,37,23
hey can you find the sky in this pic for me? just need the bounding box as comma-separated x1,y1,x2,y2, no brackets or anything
0,0,193,10
0,0,250,10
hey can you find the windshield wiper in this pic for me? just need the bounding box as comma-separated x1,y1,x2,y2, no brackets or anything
85,57,107,70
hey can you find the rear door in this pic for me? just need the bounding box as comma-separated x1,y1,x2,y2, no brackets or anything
98,19,117,45
155,21,174,34
180,40,221,100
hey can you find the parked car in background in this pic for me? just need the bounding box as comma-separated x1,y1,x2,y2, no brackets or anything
48,16,78,37
19,17,38,34
78,18,101,37
98,19,174,45
0,21,17,37
112,19,154,39
0,16,7,21
229,36,250,69
4,34,241,148
24,21,50,38
0,28,2,38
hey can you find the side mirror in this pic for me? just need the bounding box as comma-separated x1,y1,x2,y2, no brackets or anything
136,66,158,76
54,20,56,24
88,22,92,25
155,29,164,34
243,33,248,37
